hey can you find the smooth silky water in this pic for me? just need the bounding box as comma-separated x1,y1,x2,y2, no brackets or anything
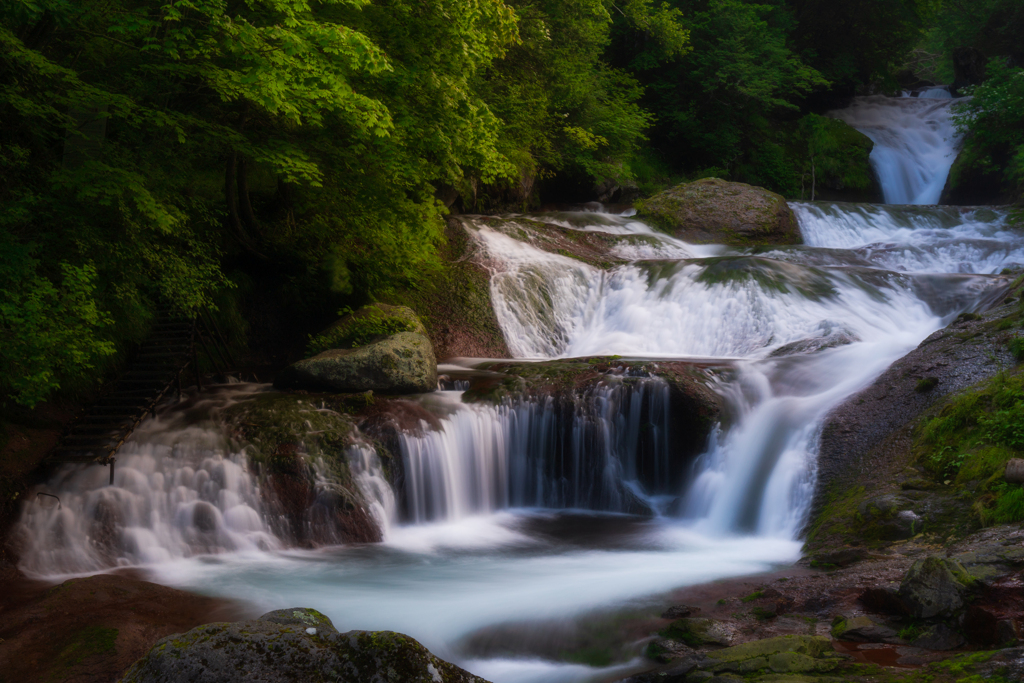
13,94,1024,683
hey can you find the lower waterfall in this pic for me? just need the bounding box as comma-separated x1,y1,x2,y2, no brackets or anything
401,381,671,523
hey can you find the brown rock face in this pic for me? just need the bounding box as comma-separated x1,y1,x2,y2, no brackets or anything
635,178,801,246
0,573,245,683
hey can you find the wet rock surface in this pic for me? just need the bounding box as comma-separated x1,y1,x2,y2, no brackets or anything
0,573,246,683
225,392,384,545
275,331,438,395
898,556,970,619
120,607,487,683
810,285,1019,549
617,527,1024,682
635,178,801,246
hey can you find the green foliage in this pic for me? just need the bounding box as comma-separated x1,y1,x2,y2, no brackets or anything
991,485,1024,524
0,251,115,407
469,0,691,206
607,0,831,194
917,369,1024,524
307,305,419,356
0,0,520,405
897,622,925,642
952,63,1024,204
740,590,765,603
794,114,875,200
924,0,1024,82
790,0,938,87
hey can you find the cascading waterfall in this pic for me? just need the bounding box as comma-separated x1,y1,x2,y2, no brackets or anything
400,380,671,522
13,89,1024,683
14,392,395,576
829,92,961,205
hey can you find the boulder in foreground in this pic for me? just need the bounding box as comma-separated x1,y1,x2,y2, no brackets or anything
275,331,438,394
635,178,800,246
120,608,487,683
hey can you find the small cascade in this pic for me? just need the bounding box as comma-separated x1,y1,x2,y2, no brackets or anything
471,219,990,362
14,391,396,576
830,93,961,205
400,380,673,523
15,425,277,576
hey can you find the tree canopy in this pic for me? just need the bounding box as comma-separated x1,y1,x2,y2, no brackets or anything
0,0,1013,409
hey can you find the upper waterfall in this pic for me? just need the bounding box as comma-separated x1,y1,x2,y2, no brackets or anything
830,92,962,205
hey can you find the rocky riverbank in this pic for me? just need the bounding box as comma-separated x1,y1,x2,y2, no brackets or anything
0,572,248,683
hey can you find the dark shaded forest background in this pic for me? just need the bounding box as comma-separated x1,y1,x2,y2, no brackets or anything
1,0,1022,415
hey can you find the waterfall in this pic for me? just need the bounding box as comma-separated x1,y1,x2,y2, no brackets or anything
399,380,672,523
14,392,395,576
829,93,962,205
14,422,278,576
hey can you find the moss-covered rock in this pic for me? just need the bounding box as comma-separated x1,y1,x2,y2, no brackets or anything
119,609,488,683
898,556,972,619
388,217,511,360
687,635,845,677
635,179,801,246
807,281,1024,552
308,304,427,356
225,392,382,545
705,635,833,664
275,332,438,395
829,615,897,643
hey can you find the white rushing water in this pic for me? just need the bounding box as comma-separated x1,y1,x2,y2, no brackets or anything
830,92,962,205
14,94,1022,682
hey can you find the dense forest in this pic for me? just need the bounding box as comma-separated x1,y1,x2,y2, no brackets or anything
1,0,1022,413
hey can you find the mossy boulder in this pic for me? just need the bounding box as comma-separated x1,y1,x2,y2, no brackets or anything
308,304,428,356
276,332,438,395
225,392,382,545
389,218,511,360
898,556,973,619
635,178,801,246
119,608,487,683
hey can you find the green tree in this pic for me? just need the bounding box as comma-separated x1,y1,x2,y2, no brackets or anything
952,62,1024,203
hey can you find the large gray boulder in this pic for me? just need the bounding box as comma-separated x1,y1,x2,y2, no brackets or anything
120,608,487,683
898,556,972,619
275,331,437,394
635,178,800,246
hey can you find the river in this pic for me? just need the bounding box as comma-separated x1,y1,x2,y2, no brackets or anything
13,91,1023,683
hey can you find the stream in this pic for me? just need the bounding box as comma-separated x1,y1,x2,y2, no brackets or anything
13,91,1024,682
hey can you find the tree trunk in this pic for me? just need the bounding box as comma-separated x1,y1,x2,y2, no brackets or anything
811,157,817,202
224,153,267,260
225,152,242,235
237,156,259,236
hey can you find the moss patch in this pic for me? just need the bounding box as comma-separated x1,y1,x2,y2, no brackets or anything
49,626,118,681
915,367,1024,525
307,304,424,356
389,218,510,360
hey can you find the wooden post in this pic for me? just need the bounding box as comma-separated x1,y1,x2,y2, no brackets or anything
109,457,116,486
192,318,203,391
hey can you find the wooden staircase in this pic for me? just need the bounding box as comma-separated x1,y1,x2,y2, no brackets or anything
48,312,234,483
